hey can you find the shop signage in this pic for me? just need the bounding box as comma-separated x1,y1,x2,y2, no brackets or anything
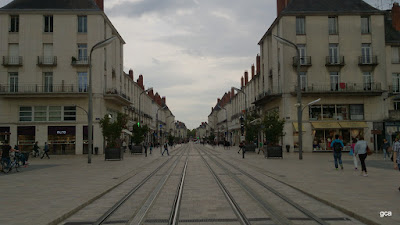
57,131,67,135
371,130,382,135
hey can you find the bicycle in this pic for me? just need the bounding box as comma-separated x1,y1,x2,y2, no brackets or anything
1,154,21,174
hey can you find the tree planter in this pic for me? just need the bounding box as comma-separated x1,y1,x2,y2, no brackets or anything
105,147,123,160
130,145,143,154
245,143,256,152
264,146,283,158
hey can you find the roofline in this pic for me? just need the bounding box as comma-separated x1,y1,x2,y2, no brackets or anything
0,9,125,44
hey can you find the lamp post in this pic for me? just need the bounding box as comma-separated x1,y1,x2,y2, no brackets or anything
88,36,116,164
273,34,302,159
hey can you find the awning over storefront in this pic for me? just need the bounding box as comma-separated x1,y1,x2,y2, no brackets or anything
338,121,368,128
292,123,306,132
122,129,132,136
311,122,341,129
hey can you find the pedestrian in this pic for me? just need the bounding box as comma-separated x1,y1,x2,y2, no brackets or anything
150,143,153,155
354,136,369,177
350,138,358,170
1,140,15,171
258,140,264,154
14,144,27,166
122,140,127,153
41,142,50,159
382,139,390,160
238,141,244,154
242,141,246,159
33,141,40,157
143,142,148,157
393,139,400,191
162,142,169,156
331,134,344,170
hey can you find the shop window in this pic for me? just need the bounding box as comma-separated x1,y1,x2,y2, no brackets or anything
19,107,32,122
64,106,76,121
34,106,47,121
49,106,62,121
322,105,335,120
394,101,400,110
309,105,321,120
336,105,349,120
350,104,364,120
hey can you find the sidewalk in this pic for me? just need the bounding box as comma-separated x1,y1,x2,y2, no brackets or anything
209,144,400,225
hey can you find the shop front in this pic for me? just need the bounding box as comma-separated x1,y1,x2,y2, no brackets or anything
48,126,76,155
311,121,367,151
0,127,11,145
17,126,35,152
384,121,400,143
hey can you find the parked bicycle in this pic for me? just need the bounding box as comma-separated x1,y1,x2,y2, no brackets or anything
1,154,22,174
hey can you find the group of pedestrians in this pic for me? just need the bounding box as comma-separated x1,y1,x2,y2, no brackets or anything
33,141,50,159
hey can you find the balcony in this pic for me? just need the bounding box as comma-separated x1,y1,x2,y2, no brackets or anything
293,82,383,96
0,84,88,98
71,56,89,66
293,56,312,67
104,88,131,106
358,56,378,66
2,56,23,66
325,56,345,66
253,90,282,106
37,56,57,66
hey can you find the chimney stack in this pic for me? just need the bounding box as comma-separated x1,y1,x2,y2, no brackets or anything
95,0,104,11
393,3,400,31
129,69,134,80
139,74,144,90
277,0,289,17
244,71,249,85
256,54,260,75
231,87,235,98
251,64,255,79
241,77,244,87
162,97,166,105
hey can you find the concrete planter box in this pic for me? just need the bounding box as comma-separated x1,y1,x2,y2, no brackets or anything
105,147,123,160
245,143,256,152
264,146,283,158
130,145,143,154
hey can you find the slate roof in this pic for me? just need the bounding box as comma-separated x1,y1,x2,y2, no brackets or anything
281,0,382,15
0,0,100,11
385,15,400,44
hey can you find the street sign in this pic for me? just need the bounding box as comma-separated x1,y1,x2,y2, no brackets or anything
371,130,382,135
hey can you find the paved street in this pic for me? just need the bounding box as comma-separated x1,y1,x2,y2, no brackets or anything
0,143,399,225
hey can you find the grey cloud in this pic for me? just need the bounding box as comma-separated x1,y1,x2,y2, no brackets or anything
152,57,161,65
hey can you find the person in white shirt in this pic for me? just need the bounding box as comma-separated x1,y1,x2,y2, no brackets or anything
354,136,368,177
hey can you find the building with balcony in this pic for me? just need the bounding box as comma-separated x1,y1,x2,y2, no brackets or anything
0,0,180,154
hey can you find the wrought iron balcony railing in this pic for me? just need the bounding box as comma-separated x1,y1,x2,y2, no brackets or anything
293,56,312,66
71,56,89,66
358,55,378,65
325,56,345,66
2,56,23,66
295,82,382,93
37,56,57,66
0,84,87,94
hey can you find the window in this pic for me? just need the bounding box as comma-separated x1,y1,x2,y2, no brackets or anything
336,105,349,120
296,17,305,35
297,44,307,64
392,46,400,64
300,72,307,91
44,15,53,32
64,106,76,121
9,72,18,93
393,73,400,93
309,105,322,120
9,15,19,32
44,72,53,92
49,106,62,121
310,105,352,121
8,44,19,65
329,44,339,64
350,105,364,120
34,106,47,122
322,105,336,119
361,44,371,64
330,72,339,91
78,72,88,92
328,16,338,34
19,107,32,122
363,72,372,90
361,16,370,34
394,101,400,111
78,16,87,33
78,44,88,62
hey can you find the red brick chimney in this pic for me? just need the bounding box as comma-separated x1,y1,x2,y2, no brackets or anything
95,0,104,11
228,91,231,101
231,87,235,98
217,98,220,104
162,97,166,105
148,90,154,98
244,71,249,85
393,3,400,31
129,69,133,80
251,64,255,79
241,77,244,87
277,0,289,17
256,54,260,75
138,75,144,90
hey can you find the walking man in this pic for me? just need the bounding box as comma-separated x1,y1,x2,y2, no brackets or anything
41,142,50,159
393,138,400,191
144,142,148,157
331,135,344,170
162,142,169,156
33,141,40,157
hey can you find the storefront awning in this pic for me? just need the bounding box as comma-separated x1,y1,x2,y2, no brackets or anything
292,123,306,132
122,129,132,136
338,121,368,128
311,122,341,129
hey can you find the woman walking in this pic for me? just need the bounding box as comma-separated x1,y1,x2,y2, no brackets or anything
382,139,390,160
354,136,368,177
350,138,358,170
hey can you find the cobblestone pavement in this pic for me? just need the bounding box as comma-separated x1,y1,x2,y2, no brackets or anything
0,143,398,225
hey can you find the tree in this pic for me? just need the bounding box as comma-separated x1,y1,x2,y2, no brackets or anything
131,124,149,146
245,112,261,143
263,111,285,145
99,113,128,148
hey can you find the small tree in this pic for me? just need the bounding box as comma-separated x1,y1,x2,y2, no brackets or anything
245,113,261,143
100,113,128,148
168,134,174,145
131,124,149,146
263,111,285,145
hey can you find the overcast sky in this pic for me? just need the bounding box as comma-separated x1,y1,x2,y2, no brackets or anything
0,0,395,129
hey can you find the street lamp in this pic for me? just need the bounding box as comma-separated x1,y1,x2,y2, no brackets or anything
273,34,302,160
88,36,117,164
